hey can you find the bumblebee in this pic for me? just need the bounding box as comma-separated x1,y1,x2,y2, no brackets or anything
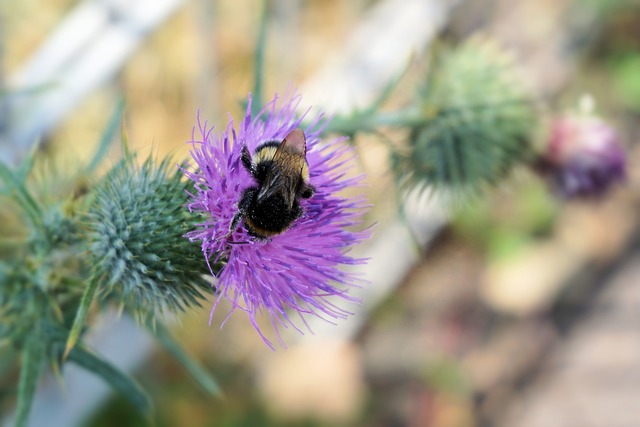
230,128,315,238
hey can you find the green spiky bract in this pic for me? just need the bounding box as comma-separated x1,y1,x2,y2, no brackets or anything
85,154,212,319
405,38,537,196
1,156,87,427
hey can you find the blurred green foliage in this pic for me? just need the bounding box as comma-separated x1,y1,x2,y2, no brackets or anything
611,54,640,112
452,178,558,260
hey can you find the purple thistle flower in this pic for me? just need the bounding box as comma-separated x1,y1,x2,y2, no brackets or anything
538,114,626,198
183,90,370,348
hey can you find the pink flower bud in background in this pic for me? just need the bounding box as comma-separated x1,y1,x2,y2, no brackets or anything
538,114,626,198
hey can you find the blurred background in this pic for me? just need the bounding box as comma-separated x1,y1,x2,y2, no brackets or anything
1,0,640,426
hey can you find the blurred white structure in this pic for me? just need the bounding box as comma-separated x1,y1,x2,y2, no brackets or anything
0,0,183,165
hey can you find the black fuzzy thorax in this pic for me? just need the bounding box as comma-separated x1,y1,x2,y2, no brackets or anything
231,135,314,238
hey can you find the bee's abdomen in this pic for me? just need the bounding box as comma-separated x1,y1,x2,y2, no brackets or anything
245,193,301,237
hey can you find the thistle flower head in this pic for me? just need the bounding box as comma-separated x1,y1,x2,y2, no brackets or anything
86,156,211,317
184,91,369,348
539,113,625,198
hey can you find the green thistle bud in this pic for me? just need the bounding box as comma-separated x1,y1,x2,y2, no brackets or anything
405,38,536,194
86,155,211,316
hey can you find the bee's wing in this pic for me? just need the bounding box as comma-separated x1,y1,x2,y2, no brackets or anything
277,129,307,157
257,129,307,207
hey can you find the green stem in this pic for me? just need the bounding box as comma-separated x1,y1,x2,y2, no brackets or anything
321,98,535,136
15,325,44,427
323,108,424,135
251,0,269,119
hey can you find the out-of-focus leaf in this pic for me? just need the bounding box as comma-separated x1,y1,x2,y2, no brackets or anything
15,146,38,185
0,161,43,230
366,57,413,114
15,328,45,427
152,323,223,397
86,99,125,174
64,276,100,358
612,54,640,111
67,345,153,421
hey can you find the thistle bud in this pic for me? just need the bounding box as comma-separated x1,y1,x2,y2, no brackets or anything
405,38,536,194
538,113,625,198
86,156,211,316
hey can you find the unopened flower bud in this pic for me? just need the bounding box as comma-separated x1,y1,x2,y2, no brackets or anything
538,114,625,198
86,156,211,316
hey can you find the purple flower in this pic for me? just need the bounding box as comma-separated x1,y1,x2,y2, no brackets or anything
183,90,369,348
539,114,626,198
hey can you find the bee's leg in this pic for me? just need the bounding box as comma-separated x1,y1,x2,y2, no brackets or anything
228,188,255,235
241,146,254,174
238,188,255,212
229,211,243,235
300,184,315,199
291,200,303,222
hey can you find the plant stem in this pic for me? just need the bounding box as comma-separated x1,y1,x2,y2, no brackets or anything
251,0,269,119
322,108,425,135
